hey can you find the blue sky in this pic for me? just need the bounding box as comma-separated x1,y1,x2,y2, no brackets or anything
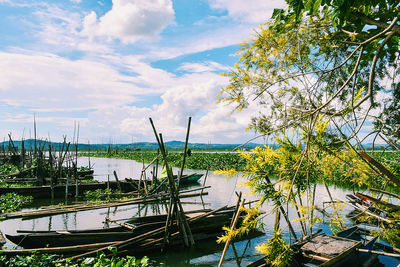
0,0,286,144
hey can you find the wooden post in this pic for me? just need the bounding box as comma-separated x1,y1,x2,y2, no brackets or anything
88,140,91,168
75,179,79,198
201,169,209,196
231,192,242,226
65,163,70,203
21,139,25,169
218,199,245,267
159,133,189,247
177,117,191,189
149,118,195,247
113,170,121,191
155,148,159,180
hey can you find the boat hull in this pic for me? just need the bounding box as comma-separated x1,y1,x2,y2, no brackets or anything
6,209,236,249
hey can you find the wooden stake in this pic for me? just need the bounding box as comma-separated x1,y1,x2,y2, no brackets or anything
218,199,245,267
149,118,195,247
113,170,121,191
177,117,191,189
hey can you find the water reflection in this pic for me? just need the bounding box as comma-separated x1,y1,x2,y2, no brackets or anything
0,156,396,266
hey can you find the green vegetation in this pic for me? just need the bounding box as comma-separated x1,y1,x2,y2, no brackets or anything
83,189,134,203
0,182,36,188
0,193,33,213
1,139,262,152
0,164,18,176
89,151,247,171
0,252,149,267
217,0,400,264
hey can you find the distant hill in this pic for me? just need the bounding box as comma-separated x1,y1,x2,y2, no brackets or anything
0,139,274,152
2,139,389,152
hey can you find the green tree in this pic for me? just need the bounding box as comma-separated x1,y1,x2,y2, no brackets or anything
218,1,400,264
219,0,399,142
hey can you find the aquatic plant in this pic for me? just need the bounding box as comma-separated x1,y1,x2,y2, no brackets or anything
0,164,18,176
0,252,149,267
0,192,33,213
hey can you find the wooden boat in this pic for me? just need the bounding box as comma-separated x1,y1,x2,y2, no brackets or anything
5,208,237,249
77,169,94,177
126,173,203,187
15,209,213,234
0,181,137,199
247,225,378,267
346,194,399,224
176,173,203,184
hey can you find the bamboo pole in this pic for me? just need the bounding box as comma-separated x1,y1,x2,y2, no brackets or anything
177,117,191,189
201,169,209,196
158,133,190,247
149,118,194,247
230,192,242,226
0,191,208,220
357,249,400,258
218,199,245,267
113,170,121,191
72,205,229,259
65,163,70,203
105,217,136,230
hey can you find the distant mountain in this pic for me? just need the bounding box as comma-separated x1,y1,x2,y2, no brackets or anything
0,139,273,151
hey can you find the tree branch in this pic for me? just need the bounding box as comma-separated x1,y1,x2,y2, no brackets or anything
353,12,400,36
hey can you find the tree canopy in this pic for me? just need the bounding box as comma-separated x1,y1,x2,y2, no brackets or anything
218,0,400,141
217,1,400,263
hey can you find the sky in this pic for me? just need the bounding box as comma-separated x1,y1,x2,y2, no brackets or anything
0,0,287,144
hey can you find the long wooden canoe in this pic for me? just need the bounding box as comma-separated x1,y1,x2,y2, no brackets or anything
5,208,236,249
0,181,137,199
126,173,203,187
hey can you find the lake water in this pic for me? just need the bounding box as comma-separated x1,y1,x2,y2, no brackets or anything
0,156,398,266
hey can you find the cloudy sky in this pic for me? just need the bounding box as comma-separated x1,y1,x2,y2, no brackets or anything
0,0,286,144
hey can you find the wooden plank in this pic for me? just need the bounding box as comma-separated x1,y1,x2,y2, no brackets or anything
0,191,208,220
302,252,331,262
105,217,136,230
320,239,361,266
352,203,395,224
357,248,400,258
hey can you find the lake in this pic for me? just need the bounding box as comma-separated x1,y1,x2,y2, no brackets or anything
0,156,398,266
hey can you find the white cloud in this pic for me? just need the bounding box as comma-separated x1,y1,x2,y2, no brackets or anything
177,61,229,73
82,0,175,43
0,51,165,110
148,24,253,60
0,49,255,143
0,1,271,144
0,113,88,127
89,70,262,143
208,0,286,23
